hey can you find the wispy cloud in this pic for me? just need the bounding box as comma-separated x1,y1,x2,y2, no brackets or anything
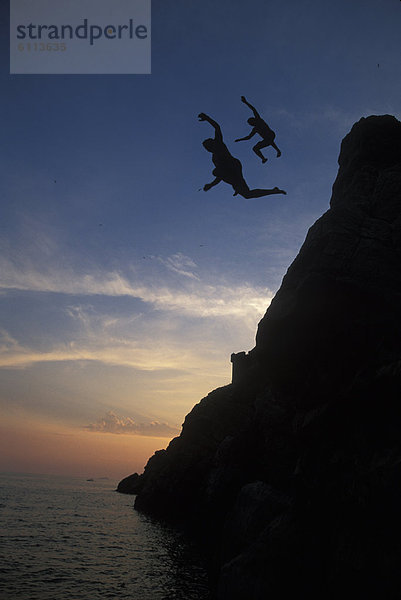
0,241,272,376
0,310,255,374
0,284,271,373
0,256,271,319
157,252,200,280
0,330,33,365
85,410,179,438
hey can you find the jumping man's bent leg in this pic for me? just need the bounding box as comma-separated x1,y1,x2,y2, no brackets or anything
252,140,270,163
271,141,281,158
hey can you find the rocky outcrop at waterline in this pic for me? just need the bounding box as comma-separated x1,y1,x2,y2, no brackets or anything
116,472,141,494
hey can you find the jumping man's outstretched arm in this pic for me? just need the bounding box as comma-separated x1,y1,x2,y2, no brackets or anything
203,177,221,192
241,96,260,119
198,113,223,142
235,128,257,142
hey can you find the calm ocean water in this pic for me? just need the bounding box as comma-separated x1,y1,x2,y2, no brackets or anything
0,473,210,600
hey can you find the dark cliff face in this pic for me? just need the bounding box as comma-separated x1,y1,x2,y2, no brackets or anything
252,115,401,405
121,115,401,598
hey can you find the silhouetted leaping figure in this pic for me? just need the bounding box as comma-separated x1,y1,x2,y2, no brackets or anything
235,96,282,164
199,112,286,199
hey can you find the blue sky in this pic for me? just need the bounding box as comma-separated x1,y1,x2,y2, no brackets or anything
1,0,400,478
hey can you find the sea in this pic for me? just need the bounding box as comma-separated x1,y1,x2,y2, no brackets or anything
0,473,211,600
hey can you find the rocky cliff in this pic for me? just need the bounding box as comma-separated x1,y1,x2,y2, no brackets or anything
119,115,401,599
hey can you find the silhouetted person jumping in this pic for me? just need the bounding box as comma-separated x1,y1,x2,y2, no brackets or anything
199,112,286,198
235,96,282,164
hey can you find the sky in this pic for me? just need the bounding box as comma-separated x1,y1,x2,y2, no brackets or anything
1,0,400,479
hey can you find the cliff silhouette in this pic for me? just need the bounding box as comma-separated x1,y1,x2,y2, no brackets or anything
118,115,401,598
